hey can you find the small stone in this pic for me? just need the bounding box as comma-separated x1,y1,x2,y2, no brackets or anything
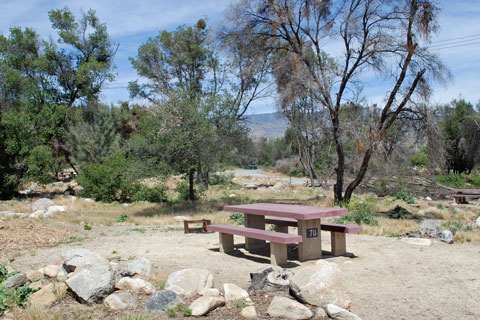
326,304,362,320
425,197,432,201
439,230,454,244
241,306,257,318
165,268,214,296
203,288,221,297
24,269,43,281
56,267,68,281
401,237,432,246
115,277,155,295
121,258,153,277
46,205,67,213
85,198,95,203
30,210,48,218
145,290,185,313
29,283,67,307
173,216,188,222
419,219,441,237
3,273,27,289
315,307,329,319
223,283,251,304
29,281,44,290
189,296,225,316
43,265,59,278
32,198,54,211
267,296,313,320
475,216,480,228
104,290,136,310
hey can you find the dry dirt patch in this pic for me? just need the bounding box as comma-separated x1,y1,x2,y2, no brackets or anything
0,219,73,259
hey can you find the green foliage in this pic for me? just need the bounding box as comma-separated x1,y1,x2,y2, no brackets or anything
336,198,378,226
229,213,245,226
117,214,129,222
0,266,38,315
176,181,205,201
23,145,62,184
387,205,413,219
234,299,247,308
77,154,134,202
435,172,480,188
183,308,192,317
131,184,167,203
411,148,428,167
395,190,415,204
441,220,473,232
83,222,92,230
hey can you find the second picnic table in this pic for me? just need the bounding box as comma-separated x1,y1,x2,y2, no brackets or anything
223,203,348,261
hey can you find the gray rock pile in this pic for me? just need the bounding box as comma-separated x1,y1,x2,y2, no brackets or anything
405,219,457,244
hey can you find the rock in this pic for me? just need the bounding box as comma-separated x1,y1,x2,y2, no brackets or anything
173,216,188,222
290,261,351,309
85,198,96,203
66,265,114,304
475,216,480,228
243,184,258,190
425,197,432,201
315,307,329,319
401,237,432,246
24,269,43,281
145,290,185,313
3,273,27,289
189,296,225,316
204,288,221,297
115,277,155,295
241,306,258,318
104,291,136,310
326,304,362,320
61,248,110,272
229,193,237,198
439,230,454,244
47,205,67,213
32,198,54,211
267,296,313,320
449,227,457,236
419,219,441,237
165,268,213,296
56,266,68,281
249,267,293,292
29,281,44,291
0,211,28,218
29,283,67,307
29,210,48,218
121,258,152,277
223,283,251,304
43,265,59,278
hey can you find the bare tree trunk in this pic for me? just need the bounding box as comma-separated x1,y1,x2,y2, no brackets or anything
332,114,345,203
188,168,195,201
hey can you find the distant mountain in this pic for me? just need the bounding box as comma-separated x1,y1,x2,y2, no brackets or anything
245,112,289,139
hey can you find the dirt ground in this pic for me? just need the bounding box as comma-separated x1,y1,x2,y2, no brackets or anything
2,220,479,320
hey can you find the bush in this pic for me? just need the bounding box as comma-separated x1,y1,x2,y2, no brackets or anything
387,205,413,219
131,184,167,202
395,190,415,204
435,172,480,188
336,198,378,226
23,145,61,184
176,181,205,201
410,148,428,167
0,265,38,315
229,213,245,225
77,154,133,202
209,172,235,185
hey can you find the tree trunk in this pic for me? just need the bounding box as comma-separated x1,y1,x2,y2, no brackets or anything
332,114,345,203
188,168,195,201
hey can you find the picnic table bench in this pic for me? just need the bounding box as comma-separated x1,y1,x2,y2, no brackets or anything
265,217,363,256
449,189,480,204
206,224,302,266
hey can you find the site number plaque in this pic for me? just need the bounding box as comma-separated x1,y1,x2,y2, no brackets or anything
306,228,318,238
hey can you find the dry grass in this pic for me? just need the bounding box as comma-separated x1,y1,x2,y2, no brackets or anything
11,306,62,320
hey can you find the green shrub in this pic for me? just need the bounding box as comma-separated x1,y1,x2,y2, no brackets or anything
176,181,205,201
387,205,413,219
209,172,235,185
395,190,415,204
410,148,428,167
23,145,62,184
117,214,129,222
229,213,245,225
336,198,378,226
131,184,167,203
77,154,133,202
0,265,38,315
435,172,480,189
183,308,192,317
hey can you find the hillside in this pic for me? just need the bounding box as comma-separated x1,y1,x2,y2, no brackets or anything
245,112,288,139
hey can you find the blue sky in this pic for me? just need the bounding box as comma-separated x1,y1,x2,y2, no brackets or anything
1,0,479,114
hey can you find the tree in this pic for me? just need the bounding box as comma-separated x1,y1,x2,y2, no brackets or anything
129,20,262,200
227,0,448,202
442,99,480,174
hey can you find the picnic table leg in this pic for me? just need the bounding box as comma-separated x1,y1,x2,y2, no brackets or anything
244,214,266,250
219,233,234,253
270,242,288,266
331,232,347,256
297,218,322,261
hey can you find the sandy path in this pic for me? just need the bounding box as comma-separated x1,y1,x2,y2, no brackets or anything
7,225,480,319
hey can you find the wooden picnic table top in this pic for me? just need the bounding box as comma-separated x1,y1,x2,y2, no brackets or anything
449,189,480,195
224,203,348,220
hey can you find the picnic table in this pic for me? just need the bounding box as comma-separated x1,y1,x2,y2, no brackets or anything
221,203,348,261
449,189,480,204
